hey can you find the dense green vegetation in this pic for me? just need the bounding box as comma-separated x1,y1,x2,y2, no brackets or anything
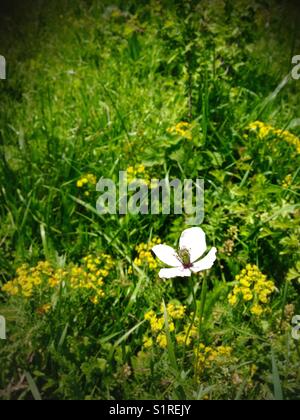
0,0,299,400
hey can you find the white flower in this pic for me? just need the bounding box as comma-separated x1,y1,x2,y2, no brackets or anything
152,227,217,279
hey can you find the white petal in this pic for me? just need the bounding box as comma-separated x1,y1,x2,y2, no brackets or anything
190,247,217,273
179,227,207,263
158,267,192,279
152,244,181,267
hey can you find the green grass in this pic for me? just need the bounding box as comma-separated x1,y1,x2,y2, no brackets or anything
0,0,300,400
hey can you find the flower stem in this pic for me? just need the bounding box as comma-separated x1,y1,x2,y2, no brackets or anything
180,278,197,370
195,274,208,379
198,275,208,338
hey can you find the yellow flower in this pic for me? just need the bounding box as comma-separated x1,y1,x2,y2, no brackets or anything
176,332,188,346
282,174,293,189
126,164,150,186
250,304,264,317
150,316,164,333
176,324,198,346
228,293,237,306
194,343,233,374
248,121,300,154
90,295,99,305
258,293,269,304
134,237,161,270
217,346,232,357
2,254,113,303
251,364,258,376
169,321,175,332
228,264,275,312
159,302,186,320
137,164,145,174
37,303,51,314
144,310,156,321
143,336,153,349
242,290,253,301
166,303,186,320
167,121,192,140
157,333,167,349
77,174,97,189
240,278,251,287
86,174,97,185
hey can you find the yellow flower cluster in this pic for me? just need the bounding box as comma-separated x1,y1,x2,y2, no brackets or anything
48,268,68,288
143,302,186,349
2,261,54,298
248,121,300,154
228,264,275,316
195,344,232,372
76,174,97,196
81,254,114,304
167,121,192,140
128,164,146,176
133,237,161,270
282,174,293,189
161,302,186,320
37,303,52,315
2,254,114,306
143,336,154,349
144,309,174,334
83,254,113,277
127,164,150,186
175,324,198,346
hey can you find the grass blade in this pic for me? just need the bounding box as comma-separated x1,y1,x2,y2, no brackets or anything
25,371,42,401
271,348,283,400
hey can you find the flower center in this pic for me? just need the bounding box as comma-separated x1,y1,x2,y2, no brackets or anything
178,249,193,269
